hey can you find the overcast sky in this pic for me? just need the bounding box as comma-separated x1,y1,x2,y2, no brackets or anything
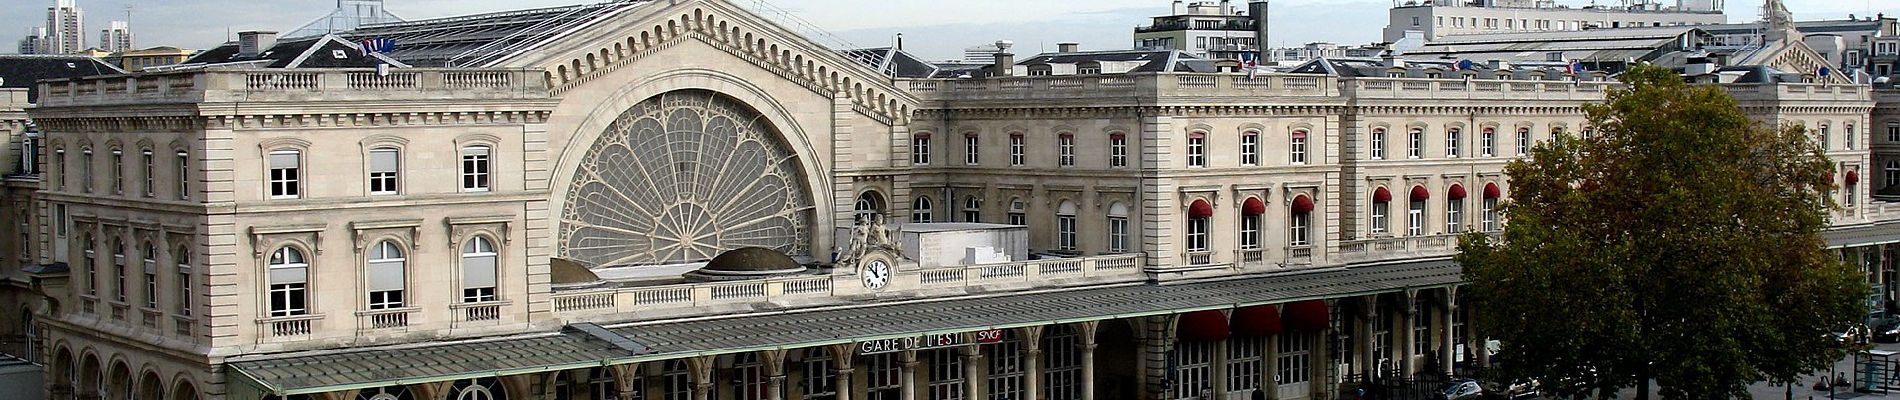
4,0,1900,61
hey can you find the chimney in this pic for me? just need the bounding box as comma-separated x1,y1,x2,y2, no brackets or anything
1057,42,1080,53
1172,0,1187,15
993,40,1016,77
1249,1,1270,55
895,33,905,51
238,31,278,58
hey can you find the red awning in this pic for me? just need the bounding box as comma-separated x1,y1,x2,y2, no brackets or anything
1110,132,1127,140
1411,186,1431,202
1848,171,1861,186
1189,199,1214,219
1283,300,1330,332
1449,184,1467,200
1373,187,1392,203
1233,305,1283,337
1189,132,1207,139
1010,132,1025,138
1292,130,1309,140
1178,310,1230,342
1059,132,1074,139
1483,183,1501,200
914,132,932,139
1243,197,1267,216
1291,195,1315,214
964,132,979,138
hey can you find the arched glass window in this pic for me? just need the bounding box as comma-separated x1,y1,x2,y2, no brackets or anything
1057,201,1078,252
366,241,407,310
462,238,499,303
267,247,309,317
962,196,982,223
450,378,505,400
911,197,933,223
855,192,885,224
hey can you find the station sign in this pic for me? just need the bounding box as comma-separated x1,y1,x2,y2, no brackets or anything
859,329,1006,355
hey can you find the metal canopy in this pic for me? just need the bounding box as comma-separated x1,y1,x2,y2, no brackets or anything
227,258,1461,396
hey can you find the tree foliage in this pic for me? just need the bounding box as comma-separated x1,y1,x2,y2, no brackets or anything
1457,64,1868,399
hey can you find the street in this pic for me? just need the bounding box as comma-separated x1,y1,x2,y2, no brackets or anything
1583,342,1900,399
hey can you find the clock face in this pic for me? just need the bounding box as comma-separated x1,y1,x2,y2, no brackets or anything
861,259,891,290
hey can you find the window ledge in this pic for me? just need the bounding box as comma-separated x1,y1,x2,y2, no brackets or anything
450,301,509,309
355,307,421,317
256,313,324,324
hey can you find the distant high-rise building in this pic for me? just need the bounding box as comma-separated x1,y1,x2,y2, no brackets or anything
962,43,1001,64
42,0,84,54
1131,0,1268,60
1383,0,1726,43
285,0,404,39
99,20,131,53
16,26,45,54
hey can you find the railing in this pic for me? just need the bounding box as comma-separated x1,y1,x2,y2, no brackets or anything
1285,246,1315,266
173,316,194,337
259,314,321,338
442,71,516,89
359,308,415,330
247,73,320,90
550,254,1146,320
346,72,421,89
1185,251,1215,266
140,309,160,329
80,297,98,315
36,68,550,106
1238,249,1267,267
109,303,128,321
452,302,504,322
1345,77,1615,102
1337,235,1468,263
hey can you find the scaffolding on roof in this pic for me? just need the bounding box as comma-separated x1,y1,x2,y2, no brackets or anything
335,1,649,68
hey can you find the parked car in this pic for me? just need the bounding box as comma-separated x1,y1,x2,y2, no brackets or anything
1873,318,1900,343
1480,378,1539,400
1832,324,1870,346
1436,379,1486,400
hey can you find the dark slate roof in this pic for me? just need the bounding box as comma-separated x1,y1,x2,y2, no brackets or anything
839,47,944,79
182,35,401,69
0,55,124,102
1825,219,1900,248
228,258,1464,395
334,1,651,68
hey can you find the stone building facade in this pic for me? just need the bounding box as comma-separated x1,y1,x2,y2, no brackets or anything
1,1,1897,400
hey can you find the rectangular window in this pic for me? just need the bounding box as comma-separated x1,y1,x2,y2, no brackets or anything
1848,124,1858,150
1483,198,1499,232
463,251,499,303
1227,336,1265,394
462,146,492,192
1240,215,1260,249
268,150,301,199
1187,218,1209,252
1290,213,1311,246
1481,129,1496,157
1407,129,1422,159
177,260,192,316
913,136,931,165
1058,135,1075,167
143,257,157,309
1109,217,1128,253
1413,300,1433,356
986,338,1025,400
1187,135,1206,167
1447,199,1464,233
965,135,980,165
1110,135,1128,168
1009,135,1026,166
803,356,838,400
1009,212,1026,226
1517,128,1531,156
1172,341,1212,400
140,150,155,197
1058,215,1077,251
53,149,64,190
113,250,126,302
1445,128,1461,158
1276,334,1312,385
1290,132,1308,165
176,151,190,200
110,149,123,194
1240,133,1259,166
1408,201,1425,236
368,148,400,195
928,349,965,400
1370,129,1387,160
1889,123,1899,143
1371,202,1388,234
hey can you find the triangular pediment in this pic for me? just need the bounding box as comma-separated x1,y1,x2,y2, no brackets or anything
488,0,916,122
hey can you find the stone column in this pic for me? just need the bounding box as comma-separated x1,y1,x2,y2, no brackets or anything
1264,331,1280,400
1139,315,1177,400
1400,290,1418,378
1022,326,1045,400
692,356,717,400
764,350,788,400
1442,288,1458,377
1360,296,1378,380
832,344,858,400
900,351,918,400
962,340,985,400
1078,321,1101,400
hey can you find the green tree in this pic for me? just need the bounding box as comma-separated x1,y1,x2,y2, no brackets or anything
1457,64,1868,399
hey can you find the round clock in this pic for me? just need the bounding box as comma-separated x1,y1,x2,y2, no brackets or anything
861,259,892,290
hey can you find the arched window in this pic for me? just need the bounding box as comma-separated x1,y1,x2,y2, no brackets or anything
19,308,35,360
912,197,934,223
1241,197,1265,250
1370,187,1392,235
1008,198,1027,226
1482,183,1502,232
662,360,691,400
1290,195,1314,246
1369,128,1387,160
366,241,407,310
855,192,885,224
1446,184,1467,233
267,247,309,317
368,147,401,195
1408,186,1430,236
462,237,499,303
1186,199,1212,253
1057,201,1078,252
588,367,618,400
461,146,492,192
1108,203,1130,254
142,242,158,309
1239,131,1260,166
450,378,505,400
175,245,192,316
52,147,65,190
962,196,981,223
